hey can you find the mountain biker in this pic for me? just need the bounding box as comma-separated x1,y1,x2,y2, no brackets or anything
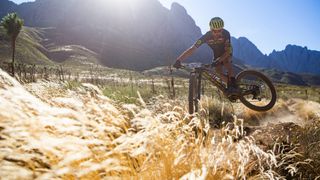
173,17,237,93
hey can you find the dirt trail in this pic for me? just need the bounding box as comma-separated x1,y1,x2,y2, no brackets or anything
232,98,320,128
252,104,304,127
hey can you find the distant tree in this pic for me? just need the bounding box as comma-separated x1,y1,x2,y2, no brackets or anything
1,13,24,76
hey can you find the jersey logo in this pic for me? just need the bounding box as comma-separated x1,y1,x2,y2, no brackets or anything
196,40,202,45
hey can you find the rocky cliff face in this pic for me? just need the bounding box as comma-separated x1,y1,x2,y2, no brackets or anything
3,0,211,70
231,37,320,75
269,45,320,75
231,37,272,68
0,0,17,18
167,3,211,63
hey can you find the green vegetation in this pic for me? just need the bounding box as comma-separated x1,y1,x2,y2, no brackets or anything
276,83,320,103
103,85,155,104
0,26,102,69
57,67,320,106
64,80,82,90
0,26,52,65
1,12,24,75
101,77,185,104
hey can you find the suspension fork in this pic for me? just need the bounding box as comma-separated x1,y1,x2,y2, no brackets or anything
197,71,202,102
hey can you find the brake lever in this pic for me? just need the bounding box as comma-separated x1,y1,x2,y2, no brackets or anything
212,59,222,67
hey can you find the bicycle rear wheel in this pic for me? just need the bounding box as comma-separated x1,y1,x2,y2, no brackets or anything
236,70,277,111
188,72,200,114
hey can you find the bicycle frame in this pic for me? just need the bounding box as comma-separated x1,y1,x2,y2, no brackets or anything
192,65,227,95
188,64,228,114
185,63,277,113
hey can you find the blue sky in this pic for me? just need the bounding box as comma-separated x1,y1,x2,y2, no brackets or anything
12,0,320,54
11,0,33,4
159,0,320,54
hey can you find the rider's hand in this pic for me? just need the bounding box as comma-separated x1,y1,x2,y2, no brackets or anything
173,60,182,69
212,59,221,67
212,57,225,67
216,57,223,63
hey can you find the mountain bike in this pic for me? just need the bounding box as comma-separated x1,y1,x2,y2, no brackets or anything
182,62,277,114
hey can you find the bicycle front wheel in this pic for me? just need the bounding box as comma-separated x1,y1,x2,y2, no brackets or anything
188,72,199,114
236,70,277,111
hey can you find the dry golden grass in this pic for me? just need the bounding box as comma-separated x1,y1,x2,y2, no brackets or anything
0,69,320,179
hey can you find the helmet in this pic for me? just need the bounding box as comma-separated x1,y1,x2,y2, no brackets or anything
209,17,224,30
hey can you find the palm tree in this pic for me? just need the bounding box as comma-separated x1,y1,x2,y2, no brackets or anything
1,13,24,76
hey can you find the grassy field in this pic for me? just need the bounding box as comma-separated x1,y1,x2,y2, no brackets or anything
1,68,320,179
1,25,320,179
78,71,320,105
276,83,320,103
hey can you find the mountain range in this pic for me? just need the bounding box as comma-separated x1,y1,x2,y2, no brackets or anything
0,0,319,77
232,37,320,75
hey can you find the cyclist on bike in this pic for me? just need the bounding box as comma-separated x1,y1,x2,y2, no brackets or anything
173,17,237,93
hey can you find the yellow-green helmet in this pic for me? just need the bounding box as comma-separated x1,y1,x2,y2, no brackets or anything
209,17,224,30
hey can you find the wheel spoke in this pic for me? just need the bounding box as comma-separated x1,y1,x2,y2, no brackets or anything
237,70,276,111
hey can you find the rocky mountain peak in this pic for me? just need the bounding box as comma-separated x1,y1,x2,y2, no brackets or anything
231,36,269,67
168,2,199,35
269,44,320,75
285,44,303,50
170,2,187,14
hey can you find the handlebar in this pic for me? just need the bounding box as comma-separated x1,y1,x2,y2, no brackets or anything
177,61,221,70
180,63,210,69
172,57,223,71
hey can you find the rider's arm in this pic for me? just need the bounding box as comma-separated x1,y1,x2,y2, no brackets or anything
176,45,197,62
219,30,233,62
219,46,232,61
177,32,210,62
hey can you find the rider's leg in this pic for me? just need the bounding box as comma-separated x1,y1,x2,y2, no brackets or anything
215,64,228,84
224,56,234,80
223,57,237,88
223,57,239,99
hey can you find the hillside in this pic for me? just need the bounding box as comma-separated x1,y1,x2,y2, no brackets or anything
0,26,100,67
10,0,211,70
260,68,320,86
0,0,17,18
0,26,52,65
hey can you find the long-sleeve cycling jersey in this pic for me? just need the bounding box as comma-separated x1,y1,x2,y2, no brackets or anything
194,29,233,60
